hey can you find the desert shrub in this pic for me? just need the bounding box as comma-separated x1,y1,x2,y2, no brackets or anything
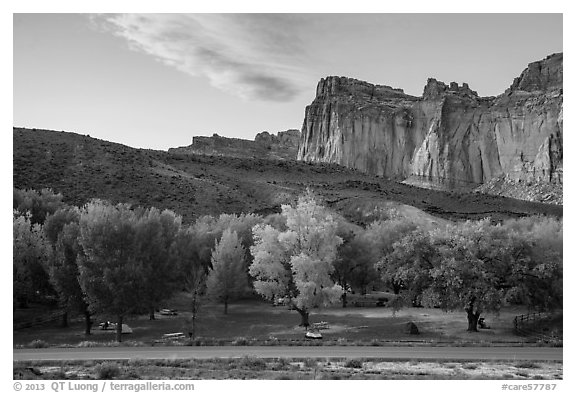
28,340,49,349
303,358,317,368
271,372,302,380
272,358,291,370
462,363,479,370
95,362,122,379
77,341,99,348
320,372,344,380
370,339,382,346
264,336,280,346
232,337,249,346
515,361,541,369
345,359,363,369
239,356,267,371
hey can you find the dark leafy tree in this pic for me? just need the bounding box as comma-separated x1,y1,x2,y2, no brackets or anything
171,227,210,339
77,200,145,342
503,216,563,312
333,226,379,307
365,218,418,294
47,221,93,333
133,208,182,320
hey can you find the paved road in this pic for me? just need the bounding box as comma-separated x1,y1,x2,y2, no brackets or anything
13,346,562,362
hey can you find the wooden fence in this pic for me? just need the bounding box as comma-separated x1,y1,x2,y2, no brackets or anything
513,312,550,331
14,310,66,330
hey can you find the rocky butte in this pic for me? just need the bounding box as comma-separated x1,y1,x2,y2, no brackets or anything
169,129,300,161
297,53,563,204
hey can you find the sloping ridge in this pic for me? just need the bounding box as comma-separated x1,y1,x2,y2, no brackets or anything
13,127,562,225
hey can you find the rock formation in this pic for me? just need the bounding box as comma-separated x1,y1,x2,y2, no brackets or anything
297,53,563,203
170,129,300,160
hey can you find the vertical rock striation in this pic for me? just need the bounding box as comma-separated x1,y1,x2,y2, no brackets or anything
297,53,563,203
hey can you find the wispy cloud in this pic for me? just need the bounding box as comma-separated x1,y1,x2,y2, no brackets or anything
94,14,309,101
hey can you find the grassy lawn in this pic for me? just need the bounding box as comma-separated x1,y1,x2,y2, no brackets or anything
13,294,552,347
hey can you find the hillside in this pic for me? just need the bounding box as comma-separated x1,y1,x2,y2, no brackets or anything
13,128,562,225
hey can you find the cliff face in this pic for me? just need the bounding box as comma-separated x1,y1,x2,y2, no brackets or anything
297,53,563,203
170,129,300,160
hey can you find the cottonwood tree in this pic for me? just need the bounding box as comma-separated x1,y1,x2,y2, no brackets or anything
13,188,65,225
78,201,184,340
366,218,418,294
377,228,438,312
171,227,211,339
333,227,378,307
133,208,182,320
43,207,93,331
194,213,263,283
77,200,146,342
422,220,523,331
13,212,52,308
503,216,563,311
249,191,343,327
206,229,247,314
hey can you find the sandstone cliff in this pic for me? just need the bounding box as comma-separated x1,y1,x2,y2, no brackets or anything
298,53,563,203
170,129,300,160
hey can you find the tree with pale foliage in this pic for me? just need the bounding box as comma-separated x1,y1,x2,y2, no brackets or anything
249,190,343,327
206,229,248,314
13,212,52,308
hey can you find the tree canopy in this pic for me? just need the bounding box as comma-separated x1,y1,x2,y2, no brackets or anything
206,229,248,314
249,191,343,327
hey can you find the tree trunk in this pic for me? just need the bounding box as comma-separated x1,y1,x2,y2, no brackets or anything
188,290,200,339
84,309,92,336
149,308,155,320
466,310,480,332
295,307,309,328
465,299,480,332
341,292,347,308
61,311,68,328
392,281,402,295
116,315,123,342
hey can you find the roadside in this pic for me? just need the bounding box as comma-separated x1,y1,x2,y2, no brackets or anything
13,358,563,380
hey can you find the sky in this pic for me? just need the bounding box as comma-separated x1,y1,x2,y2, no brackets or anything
13,13,563,150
